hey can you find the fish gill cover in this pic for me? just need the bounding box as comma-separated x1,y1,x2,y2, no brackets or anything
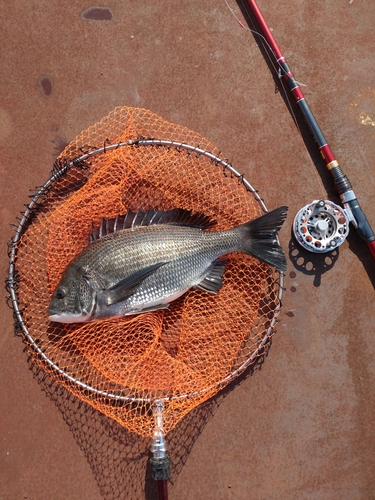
11,106,283,438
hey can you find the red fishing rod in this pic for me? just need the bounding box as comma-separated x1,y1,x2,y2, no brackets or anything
243,0,375,260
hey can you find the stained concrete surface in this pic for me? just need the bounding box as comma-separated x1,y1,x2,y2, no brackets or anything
1,1,375,499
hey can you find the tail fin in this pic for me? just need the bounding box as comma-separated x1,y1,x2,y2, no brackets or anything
239,206,288,271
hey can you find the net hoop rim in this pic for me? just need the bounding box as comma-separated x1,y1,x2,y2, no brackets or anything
7,139,284,405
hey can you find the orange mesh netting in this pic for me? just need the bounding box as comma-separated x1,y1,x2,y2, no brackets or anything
12,107,282,438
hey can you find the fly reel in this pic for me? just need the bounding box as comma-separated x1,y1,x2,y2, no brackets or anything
293,200,350,253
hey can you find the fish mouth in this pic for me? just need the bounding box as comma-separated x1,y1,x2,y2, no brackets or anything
47,309,89,324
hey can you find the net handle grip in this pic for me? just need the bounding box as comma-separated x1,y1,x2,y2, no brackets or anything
156,479,169,500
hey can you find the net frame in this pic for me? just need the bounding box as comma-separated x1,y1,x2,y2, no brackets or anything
7,138,284,409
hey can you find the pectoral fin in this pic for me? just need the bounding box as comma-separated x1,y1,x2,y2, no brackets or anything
105,262,167,306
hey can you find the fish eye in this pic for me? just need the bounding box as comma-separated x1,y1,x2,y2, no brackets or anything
55,288,66,299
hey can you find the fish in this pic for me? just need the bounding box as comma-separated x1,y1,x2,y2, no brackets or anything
47,206,288,323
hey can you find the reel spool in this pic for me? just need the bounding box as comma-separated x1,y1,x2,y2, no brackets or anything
293,200,350,253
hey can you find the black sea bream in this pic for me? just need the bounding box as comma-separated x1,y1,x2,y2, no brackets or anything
47,207,288,323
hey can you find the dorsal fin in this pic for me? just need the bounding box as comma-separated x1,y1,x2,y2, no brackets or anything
89,209,216,242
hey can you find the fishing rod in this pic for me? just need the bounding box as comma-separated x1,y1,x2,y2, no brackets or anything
243,0,375,260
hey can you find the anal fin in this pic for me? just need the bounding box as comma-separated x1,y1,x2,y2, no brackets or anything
195,259,226,293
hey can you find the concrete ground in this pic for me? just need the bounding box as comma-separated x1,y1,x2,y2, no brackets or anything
1,1,375,499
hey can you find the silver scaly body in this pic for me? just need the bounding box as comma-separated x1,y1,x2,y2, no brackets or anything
47,207,288,323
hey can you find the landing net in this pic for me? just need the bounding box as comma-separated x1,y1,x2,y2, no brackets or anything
7,107,283,438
